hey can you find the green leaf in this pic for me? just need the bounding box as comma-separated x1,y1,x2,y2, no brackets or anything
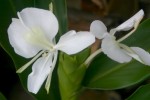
0,93,6,100
83,19,150,90
0,0,69,99
126,84,150,100
58,49,90,100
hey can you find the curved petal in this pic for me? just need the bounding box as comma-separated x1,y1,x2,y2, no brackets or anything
7,18,41,58
58,30,76,40
90,20,108,39
101,35,132,63
54,31,95,55
130,47,150,66
18,8,58,41
27,53,53,94
110,9,144,34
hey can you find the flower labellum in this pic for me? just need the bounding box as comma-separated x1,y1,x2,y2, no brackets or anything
8,8,95,94
90,9,150,66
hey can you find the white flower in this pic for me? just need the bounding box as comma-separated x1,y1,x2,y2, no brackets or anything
8,8,95,94
90,9,150,66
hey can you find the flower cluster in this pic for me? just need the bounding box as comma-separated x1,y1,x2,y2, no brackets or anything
7,7,150,94
90,10,150,65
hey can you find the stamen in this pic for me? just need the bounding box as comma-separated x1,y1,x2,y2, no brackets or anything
16,50,45,73
118,17,143,42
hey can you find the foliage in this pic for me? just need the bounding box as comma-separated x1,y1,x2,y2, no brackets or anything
1,0,150,100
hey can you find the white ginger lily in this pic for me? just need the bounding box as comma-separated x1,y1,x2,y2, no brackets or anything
90,9,150,65
8,8,95,94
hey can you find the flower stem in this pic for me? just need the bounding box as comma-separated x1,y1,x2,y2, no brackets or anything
84,49,102,67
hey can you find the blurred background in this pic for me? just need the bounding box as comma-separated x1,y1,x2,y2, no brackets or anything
0,0,150,100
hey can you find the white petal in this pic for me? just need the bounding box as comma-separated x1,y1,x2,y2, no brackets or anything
119,44,143,63
7,18,41,58
90,20,108,39
27,53,53,94
110,9,144,34
45,51,58,93
58,30,76,40
18,8,58,41
101,35,132,63
130,47,150,65
54,31,95,55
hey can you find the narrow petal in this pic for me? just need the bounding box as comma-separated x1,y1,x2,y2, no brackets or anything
27,53,53,94
8,18,41,58
130,47,150,65
119,44,143,63
45,51,58,93
101,35,132,63
110,9,144,34
16,50,44,73
54,31,95,55
90,20,108,39
18,8,58,41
